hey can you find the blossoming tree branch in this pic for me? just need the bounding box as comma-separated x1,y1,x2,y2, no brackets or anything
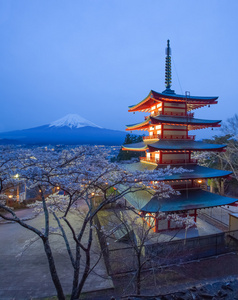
0,145,189,300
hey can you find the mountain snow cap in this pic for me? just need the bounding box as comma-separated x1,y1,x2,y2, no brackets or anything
49,114,102,129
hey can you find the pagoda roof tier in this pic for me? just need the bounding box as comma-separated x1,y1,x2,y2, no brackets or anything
164,165,231,181
122,141,148,151
150,116,221,127
126,117,151,131
123,163,232,181
122,140,226,152
126,115,221,131
128,90,218,112
121,187,236,213
141,189,236,213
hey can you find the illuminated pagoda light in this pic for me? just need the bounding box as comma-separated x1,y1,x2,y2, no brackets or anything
122,40,236,232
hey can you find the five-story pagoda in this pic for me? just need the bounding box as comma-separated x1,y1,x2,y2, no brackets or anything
122,40,235,232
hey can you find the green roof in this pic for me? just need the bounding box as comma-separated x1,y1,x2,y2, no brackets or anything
128,91,152,109
122,163,232,181
148,140,226,151
123,188,236,213
128,90,218,111
153,90,218,101
122,141,148,151
141,189,236,212
163,165,231,180
126,115,221,130
151,115,221,126
126,117,150,129
123,140,226,151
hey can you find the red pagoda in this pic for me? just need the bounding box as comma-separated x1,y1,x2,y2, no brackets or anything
122,40,235,232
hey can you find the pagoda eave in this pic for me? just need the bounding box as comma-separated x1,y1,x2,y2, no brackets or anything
122,147,147,152
146,140,227,152
128,103,156,113
122,142,148,152
126,124,149,131
187,102,218,111
122,163,232,181
151,90,218,102
188,125,221,131
148,145,226,152
128,96,218,113
120,184,236,213
126,117,151,131
150,116,221,127
140,189,236,213
128,92,160,112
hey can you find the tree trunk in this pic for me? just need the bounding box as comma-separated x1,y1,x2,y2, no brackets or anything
75,247,90,298
43,239,65,300
71,244,81,300
136,254,141,295
75,225,93,299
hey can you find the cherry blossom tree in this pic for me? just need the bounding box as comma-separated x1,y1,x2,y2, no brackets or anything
99,206,196,297
193,115,238,195
167,213,196,244
0,145,187,300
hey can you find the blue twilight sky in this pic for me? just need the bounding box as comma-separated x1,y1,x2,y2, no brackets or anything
0,0,238,139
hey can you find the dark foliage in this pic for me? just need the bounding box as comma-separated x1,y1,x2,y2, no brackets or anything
116,134,145,161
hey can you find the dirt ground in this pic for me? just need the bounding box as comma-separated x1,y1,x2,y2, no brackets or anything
81,252,238,299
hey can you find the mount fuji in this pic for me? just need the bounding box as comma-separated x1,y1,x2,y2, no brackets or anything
0,114,127,145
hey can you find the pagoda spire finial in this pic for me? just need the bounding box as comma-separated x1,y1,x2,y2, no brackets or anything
165,39,172,90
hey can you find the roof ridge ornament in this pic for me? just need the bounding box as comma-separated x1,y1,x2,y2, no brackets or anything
165,40,171,89
163,39,175,94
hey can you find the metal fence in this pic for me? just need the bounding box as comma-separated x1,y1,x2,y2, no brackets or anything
198,207,230,226
105,230,238,276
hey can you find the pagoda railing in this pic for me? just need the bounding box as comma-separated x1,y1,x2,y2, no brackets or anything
139,157,159,164
147,112,194,118
143,134,196,140
143,134,161,140
163,135,196,140
140,157,198,165
161,159,198,165
186,112,194,118
162,112,194,117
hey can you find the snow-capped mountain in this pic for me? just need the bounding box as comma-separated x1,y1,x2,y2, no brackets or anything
50,114,102,129
0,114,127,145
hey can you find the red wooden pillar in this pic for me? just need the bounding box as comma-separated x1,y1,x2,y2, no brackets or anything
154,212,159,233
148,213,151,227
168,219,171,230
194,209,197,222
